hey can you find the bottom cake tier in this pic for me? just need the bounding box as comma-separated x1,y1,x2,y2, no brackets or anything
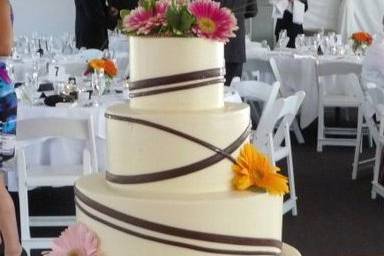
75,174,283,256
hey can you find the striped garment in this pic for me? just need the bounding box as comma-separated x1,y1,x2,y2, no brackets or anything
0,62,17,164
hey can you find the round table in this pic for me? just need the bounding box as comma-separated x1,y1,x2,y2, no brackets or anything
282,243,301,256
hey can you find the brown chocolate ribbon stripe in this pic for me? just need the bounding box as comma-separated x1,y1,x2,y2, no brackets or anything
105,114,250,184
75,189,281,255
129,78,225,98
129,68,225,91
75,200,278,255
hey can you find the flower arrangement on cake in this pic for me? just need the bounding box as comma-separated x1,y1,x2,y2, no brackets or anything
351,32,373,54
120,0,238,42
43,223,99,256
232,143,289,196
84,59,118,78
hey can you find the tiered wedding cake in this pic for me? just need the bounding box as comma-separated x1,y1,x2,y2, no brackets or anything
74,36,283,256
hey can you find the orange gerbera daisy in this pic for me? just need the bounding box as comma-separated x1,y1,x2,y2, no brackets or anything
232,143,289,196
89,59,105,70
103,60,118,77
86,59,118,78
352,32,373,45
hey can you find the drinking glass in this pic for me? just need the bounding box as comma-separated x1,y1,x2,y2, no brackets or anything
276,29,289,49
295,34,305,51
91,70,106,106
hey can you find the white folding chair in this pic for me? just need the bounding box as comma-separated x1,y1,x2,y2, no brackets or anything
16,116,98,255
269,57,305,144
316,61,364,152
230,78,280,130
253,91,306,216
352,83,380,179
352,86,384,199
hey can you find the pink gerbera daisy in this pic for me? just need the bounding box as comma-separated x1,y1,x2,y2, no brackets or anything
123,0,170,35
47,224,99,256
188,0,238,42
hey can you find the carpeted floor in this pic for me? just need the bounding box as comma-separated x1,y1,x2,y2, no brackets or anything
11,121,384,256
282,122,384,256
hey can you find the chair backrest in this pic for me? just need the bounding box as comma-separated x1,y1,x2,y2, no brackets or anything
269,56,317,99
364,85,384,140
317,61,362,77
16,116,98,171
269,57,282,83
316,61,364,100
17,118,90,141
253,91,306,157
231,79,280,122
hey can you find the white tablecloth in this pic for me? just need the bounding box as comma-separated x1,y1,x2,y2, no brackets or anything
338,0,384,42
245,45,362,128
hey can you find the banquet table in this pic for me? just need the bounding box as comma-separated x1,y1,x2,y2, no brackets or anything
57,52,129,78
245,45,362,128
5,94,126,191
5,51,129,83
6,89,242,191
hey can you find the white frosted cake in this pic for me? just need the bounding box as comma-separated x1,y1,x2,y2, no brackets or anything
75,37,283,256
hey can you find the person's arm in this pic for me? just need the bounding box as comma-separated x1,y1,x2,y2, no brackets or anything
244,0,258,19
0,0,13,56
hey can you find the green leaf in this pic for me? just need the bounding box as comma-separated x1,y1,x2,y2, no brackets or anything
166,5,195,36
120,9,130,19
178,6,195,32
166,6,181,29
142,0,156,10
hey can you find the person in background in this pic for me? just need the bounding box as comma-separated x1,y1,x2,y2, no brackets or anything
108,0,139,12
362,16,384,88
74,0,119,50
216,0,258,85
0,1,25,256
274,0,308,48
0,0,12,56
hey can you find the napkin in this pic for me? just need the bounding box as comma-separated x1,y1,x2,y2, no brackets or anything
44,95,65,107
292,0,305,25
37,82,54,92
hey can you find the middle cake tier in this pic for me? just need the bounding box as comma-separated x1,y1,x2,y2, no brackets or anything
105,102,250,194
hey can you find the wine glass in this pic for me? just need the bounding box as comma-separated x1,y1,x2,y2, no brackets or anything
6,63,15,83
91,70,106,106
295,34,305,51
276,29,289,49
312,33,323,55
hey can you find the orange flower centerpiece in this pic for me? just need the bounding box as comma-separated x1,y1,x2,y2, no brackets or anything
232,143,289,196
84,58,118,94
85,58,118,78
351,32,373,54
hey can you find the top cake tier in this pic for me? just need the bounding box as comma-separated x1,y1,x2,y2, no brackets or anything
129,37,225,111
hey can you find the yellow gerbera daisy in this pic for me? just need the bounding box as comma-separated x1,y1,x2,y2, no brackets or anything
232,143,289,196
